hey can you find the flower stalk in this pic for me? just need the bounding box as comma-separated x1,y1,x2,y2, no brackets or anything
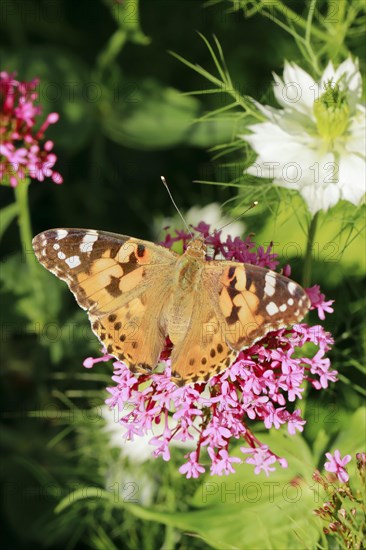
14,178,44,303
303,212,319,288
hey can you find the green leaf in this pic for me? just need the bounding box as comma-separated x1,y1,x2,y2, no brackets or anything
55,487,112,514
187,117,240,148
102,78,236,149
0,202,19,240
253,198,365,283
0,253,63,325
102,78,199,149
104,431,322,549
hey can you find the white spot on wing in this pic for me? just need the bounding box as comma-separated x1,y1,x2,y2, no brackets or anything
288,282,297,295
65,255,81,268
264,272,276,297
287,298,294,306
56,229,68,240
58,251,66,260
266,302,279,315
53,243,60,250
80,233,99,253
279,304,287,312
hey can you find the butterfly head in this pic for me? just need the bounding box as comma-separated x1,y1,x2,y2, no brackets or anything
186,237,207,259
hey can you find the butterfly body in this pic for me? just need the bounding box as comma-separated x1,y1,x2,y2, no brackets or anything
33,229,310,385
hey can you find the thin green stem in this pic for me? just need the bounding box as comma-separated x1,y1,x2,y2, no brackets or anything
14,179,44,303
97,29,127,72
302,211,319,288
305,0,317,44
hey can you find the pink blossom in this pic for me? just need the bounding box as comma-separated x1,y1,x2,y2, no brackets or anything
324,450,351,482
84,227,336,478
209,448,242,476
179,452,206,479
83,352,111,369
307,285,334,320
241,445,279,476
0,71,62,187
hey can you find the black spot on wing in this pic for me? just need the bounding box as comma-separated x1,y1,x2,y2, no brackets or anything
228,266,236,279
229,276,237,289
245,271,252,291
227,285,240,300
226,304,240,325
106,275,122,297
119,251,139,275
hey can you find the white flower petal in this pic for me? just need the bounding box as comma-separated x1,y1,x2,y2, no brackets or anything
322,183,341,210
251,98,283,122
279,62,317,114
300,182,340,214
346,109,366,156
272,73,287,108
334,57,362,97
338,154,366,204
239,57,364,214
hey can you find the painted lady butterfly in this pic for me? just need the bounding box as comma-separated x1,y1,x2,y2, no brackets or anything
32,229,310,385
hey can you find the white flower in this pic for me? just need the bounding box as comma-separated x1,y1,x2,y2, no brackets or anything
156,202,245,240
242,58,365,214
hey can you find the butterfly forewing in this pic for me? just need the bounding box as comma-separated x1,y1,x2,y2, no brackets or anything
32,229,177,372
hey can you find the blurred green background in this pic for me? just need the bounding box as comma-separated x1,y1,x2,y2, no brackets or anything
1,1,365,549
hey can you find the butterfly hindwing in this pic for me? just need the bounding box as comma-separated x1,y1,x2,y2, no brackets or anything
32,229,177,371
205,262,310,350
168,283,238,385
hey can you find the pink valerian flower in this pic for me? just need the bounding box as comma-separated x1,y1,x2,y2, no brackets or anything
179,451,205,479
306,284,334,320
324,450,352,483
84,225,336,478
0,71,62,187
241,445,279,476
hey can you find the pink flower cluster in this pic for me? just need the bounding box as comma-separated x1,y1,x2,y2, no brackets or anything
324,450,351,483
85,226,336,478
307,284,334,320
0,71,62,187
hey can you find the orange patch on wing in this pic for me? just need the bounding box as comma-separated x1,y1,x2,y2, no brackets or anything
119,267,144,293
219,288,232,317
116,241,136,263
234,268,247,291
235,290,259,314
78,260,123,291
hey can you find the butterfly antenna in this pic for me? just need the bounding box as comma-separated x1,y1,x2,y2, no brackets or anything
161,176,193,237
214,201,258,234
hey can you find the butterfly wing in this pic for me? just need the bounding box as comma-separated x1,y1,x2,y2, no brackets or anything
32,229,177,372
169,282,238,385
205,261,310,351
169,261,309,385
